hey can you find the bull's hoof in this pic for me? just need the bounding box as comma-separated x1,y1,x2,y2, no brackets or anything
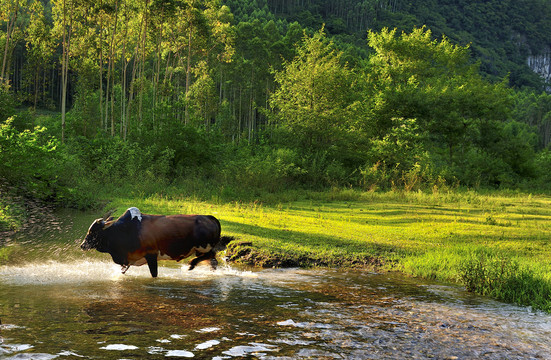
188,264,196,271
210,258,218,270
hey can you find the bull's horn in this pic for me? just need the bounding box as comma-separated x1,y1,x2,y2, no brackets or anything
102,208,117,221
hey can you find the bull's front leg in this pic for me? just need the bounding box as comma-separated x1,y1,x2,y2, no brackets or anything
145,253,158,278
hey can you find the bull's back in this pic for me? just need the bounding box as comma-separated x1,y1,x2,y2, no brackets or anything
139,214,221,260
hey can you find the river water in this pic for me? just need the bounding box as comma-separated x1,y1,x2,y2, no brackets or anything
1,212,551,359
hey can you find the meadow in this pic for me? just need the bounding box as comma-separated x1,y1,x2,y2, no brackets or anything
103,189,551,312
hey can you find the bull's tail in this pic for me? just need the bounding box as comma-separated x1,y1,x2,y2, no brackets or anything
213,235,234,252
219,236,235,246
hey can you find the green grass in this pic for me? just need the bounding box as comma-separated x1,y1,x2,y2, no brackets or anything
103,189,551,311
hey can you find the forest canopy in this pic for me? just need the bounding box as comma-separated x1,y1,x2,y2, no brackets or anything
2,0,551,209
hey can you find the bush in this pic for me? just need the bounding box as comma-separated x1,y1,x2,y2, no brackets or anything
0,117,58,194
0,86,16,122
533,150,551,190
359,161,431,191
220,146,307,192
0,117,97,209
73,135,176,187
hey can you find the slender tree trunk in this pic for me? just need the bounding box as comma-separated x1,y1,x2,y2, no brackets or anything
109,0,120,137
120,0,128,139
152,17,163,129
126,5,146,136
138,5,148,124
238,84,242,142
99,0,104,130
184,26,192,124
1,4,18,85
60,0,73,144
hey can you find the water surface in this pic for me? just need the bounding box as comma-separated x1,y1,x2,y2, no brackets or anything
1,211,551,359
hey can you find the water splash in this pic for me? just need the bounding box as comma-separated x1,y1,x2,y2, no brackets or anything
0,261,257,285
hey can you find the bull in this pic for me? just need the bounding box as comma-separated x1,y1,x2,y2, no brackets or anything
80,207,233,277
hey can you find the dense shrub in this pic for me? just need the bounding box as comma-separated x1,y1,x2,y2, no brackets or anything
0,117,94,209
219,146,306,192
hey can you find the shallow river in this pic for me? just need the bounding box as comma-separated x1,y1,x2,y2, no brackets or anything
1,212,551,359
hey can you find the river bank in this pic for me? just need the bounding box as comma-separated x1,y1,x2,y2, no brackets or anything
101,189,551,312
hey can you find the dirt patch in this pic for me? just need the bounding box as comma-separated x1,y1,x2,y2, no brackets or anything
225,241,386,269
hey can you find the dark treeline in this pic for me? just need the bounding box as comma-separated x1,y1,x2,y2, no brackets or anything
2,0,551,216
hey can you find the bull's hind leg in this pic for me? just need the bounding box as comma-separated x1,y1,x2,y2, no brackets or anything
145,253,158,278
189,251,216,271
209,257,218,270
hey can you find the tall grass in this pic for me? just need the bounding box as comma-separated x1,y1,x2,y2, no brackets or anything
458,251,551,312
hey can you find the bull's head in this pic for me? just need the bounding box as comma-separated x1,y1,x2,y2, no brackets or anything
81,209,116,251
80,218,106,251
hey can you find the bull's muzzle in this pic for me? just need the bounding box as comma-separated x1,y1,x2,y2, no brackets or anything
80,239,92,250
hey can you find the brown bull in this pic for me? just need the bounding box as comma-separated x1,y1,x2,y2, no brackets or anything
81,207,233,277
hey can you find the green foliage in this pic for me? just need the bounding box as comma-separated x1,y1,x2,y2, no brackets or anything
219,146,307,192
0,87,16,122
271,28,360,154
2,0,551,211
363,27,529,187
0,196,24,232
72,135,174,187
510,90,551,149
0,115,95,208
459,251,551,312
0,117,58,193
367,117,427,173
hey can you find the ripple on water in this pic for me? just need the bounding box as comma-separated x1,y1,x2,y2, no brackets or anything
195,340,221,350
165,349,195,357
222,343,280,357
2,353,58,360
100,344,139,350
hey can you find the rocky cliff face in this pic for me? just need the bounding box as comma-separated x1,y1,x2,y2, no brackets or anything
527,47,551,83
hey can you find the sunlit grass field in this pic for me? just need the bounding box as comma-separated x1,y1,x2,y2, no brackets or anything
107,189,551,311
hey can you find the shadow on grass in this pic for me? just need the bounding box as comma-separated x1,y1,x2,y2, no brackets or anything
221,219,401,268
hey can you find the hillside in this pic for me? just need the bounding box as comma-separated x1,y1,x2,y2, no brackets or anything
225,0,551,90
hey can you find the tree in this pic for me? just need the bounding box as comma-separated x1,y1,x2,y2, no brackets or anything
270,27,360,158
24,0,55,109
0,0,26,86
365,27,511,169
52,0,86,143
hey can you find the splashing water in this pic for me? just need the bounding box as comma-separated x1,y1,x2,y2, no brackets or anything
0,260,257,286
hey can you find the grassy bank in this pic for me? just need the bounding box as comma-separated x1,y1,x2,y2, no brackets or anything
104,189,551,311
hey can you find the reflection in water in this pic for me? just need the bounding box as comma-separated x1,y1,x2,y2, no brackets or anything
1,262,551,359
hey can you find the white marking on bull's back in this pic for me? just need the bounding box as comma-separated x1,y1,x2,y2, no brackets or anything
128,207,142,221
